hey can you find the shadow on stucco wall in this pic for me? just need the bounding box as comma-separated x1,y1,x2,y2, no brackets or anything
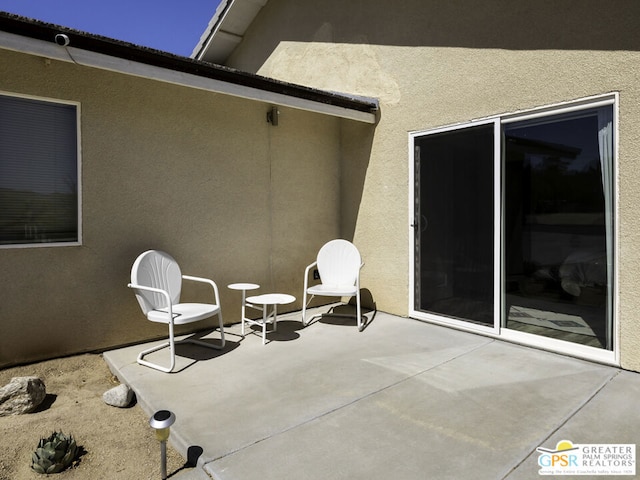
232,0,640,73
340,119,376,242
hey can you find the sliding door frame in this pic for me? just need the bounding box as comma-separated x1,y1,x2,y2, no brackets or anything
409,118,501,336
408,94,619,366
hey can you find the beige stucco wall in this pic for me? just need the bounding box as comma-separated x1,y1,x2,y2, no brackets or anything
0,47,372,367
223,0,640,371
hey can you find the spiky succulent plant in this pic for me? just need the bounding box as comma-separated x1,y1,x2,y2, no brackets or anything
30,431,78,474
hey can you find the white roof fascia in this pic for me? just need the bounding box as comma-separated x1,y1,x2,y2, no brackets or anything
0,30,377,124
191,0,233,59
192,0,269,64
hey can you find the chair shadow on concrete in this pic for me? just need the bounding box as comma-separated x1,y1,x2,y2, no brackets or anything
310,288,377,331
164,330,241,373
168,445,203,478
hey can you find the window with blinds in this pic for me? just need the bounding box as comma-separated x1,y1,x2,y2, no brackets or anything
0,93,80,246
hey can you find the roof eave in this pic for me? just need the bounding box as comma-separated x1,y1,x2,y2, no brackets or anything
191,0,234,61
0,13,378,123
192,0,269,65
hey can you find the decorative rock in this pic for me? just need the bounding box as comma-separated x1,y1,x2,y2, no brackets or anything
0,376,46,416
102,384,134,408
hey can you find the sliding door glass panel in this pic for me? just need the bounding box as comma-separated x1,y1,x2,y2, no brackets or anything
414,124,494,326
503,106,613,349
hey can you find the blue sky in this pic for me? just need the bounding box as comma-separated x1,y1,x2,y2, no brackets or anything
0,0,221,57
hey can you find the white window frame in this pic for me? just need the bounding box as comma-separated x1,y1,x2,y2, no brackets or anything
409,93,618,366
0,91,82,249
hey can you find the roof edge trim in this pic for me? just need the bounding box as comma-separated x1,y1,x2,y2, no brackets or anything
191,0,233,60
0,13,378,123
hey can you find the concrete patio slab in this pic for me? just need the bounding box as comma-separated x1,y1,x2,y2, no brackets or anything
507,369,640,479
103,309,638,480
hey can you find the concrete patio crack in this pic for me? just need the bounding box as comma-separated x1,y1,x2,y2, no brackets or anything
501,369,622,479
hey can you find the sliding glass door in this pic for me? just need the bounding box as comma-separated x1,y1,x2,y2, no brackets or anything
412,121,498,329
410,97,615,353
503,106,613,350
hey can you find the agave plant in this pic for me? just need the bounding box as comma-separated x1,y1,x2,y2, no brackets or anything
31,431,78,474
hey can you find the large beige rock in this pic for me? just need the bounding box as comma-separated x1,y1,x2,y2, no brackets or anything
0,376,46,416
102,384,134,408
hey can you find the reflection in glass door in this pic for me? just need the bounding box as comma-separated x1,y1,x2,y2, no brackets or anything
503,107,613,350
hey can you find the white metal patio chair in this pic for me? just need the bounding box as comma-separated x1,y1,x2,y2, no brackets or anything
302,239,365,331
128,250,225,373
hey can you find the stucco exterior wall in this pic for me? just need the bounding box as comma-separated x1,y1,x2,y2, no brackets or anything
0,47,358,367
222,0,640,371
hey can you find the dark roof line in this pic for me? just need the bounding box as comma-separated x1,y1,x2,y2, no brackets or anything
0,12,378,114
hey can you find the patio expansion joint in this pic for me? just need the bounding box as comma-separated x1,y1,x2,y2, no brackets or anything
204,338,496,466
500,368,622,479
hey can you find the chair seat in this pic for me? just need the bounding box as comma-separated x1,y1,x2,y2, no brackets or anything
307,284,358,297
147,303,220,325
130,250,225,372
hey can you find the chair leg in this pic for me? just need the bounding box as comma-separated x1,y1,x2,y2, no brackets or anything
302,293,317,326
137,323,177,373
216,310,226,348
137,314,225,373
302,291,308,326
356,291,363,332
189,310,225,350
137,341,175,373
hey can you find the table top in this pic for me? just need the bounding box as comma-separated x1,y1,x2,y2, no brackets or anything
228,283,260,291
246,293,296,305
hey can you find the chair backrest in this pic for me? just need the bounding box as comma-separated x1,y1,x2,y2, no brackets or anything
316,239,361,286
130,250,182,315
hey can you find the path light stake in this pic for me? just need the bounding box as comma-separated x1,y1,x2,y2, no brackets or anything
149,410,175,480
